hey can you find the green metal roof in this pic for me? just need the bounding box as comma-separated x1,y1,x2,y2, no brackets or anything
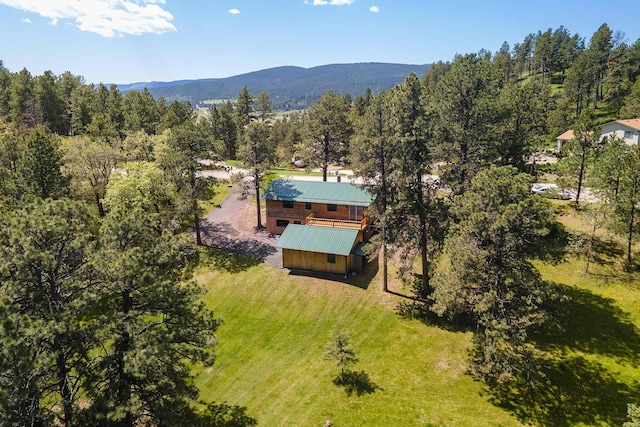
263,179,374,207
276,224,359,256
351,241,367,257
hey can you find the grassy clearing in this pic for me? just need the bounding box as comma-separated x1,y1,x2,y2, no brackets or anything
191,206,640,426
192,252,521,426
519,208,640,426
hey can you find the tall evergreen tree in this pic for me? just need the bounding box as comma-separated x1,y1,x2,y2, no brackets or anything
34,70,66,134
386,73,440,295
237,121,276,229
9,68,35,128
433,53,500,195
0,60,11,119
558,108,602,208
586,23,613,107
156,121,216,245
0,199,99,426
88,202,220,426
349,90,393,291
0,299,50,427
212,101,238,159
564,52,593,118
303,90,352,181
498,80,550,170
69,85,95,136
431,166,555,384
256,90,272,123
0,132,26,206
21,126,70,200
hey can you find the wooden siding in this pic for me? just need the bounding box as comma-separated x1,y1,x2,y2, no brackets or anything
265,199,370,236
282,248,350,275
265,200,311,234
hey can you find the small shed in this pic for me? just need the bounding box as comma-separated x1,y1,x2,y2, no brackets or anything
276,224,363,275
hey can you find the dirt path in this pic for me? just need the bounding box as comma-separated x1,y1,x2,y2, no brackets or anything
199,188,281,267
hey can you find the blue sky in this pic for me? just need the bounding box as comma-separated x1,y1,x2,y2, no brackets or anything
1,0,639,85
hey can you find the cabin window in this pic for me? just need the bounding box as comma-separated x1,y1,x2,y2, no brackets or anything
327,204,337,212
306,202,312,210
624,130,633,139
276,219,289,227
350,205,364,219
327,254,336,264
294,221,301,224
283,200,294,208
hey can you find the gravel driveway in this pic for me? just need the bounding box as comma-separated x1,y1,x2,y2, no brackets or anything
198,188,281,268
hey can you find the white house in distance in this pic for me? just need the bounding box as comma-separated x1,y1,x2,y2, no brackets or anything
556,118,640,149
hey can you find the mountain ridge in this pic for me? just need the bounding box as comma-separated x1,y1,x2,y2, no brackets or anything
116,62,431,110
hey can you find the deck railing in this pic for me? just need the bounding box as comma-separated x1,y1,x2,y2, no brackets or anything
305,212,368,231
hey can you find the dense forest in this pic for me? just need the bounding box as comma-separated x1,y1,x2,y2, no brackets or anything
1,22,640,426
118,63,432,110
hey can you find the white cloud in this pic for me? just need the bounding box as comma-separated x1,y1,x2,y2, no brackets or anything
369,6,379,13
308,0,355,6
228,9,241,15
0,0,175,37
21,17,31,23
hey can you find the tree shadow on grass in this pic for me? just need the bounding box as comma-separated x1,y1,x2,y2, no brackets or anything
332,370,381,397
198,220,277,272
198,246,261,273
590,235,626,267
535,285,640,366
398,275,640,425
531,222,625,269
488,353,640,426
488,283,640,426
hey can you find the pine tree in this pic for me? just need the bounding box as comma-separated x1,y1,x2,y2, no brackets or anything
431,166,556,384
324,325,359,380
21,126,70,200
237,121,276,229
303,90,352,181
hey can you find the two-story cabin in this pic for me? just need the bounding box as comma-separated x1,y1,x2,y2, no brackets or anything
262,179,375,275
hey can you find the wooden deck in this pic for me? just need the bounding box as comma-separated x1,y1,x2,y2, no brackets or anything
305,212,368,231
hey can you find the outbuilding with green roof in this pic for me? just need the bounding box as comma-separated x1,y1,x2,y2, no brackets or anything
276,224,365,275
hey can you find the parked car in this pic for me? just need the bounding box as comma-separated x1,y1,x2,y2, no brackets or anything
531,183,572,200
291,156,306,167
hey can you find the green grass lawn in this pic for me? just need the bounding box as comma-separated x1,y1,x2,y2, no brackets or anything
192,254,524,426
191,208,640,426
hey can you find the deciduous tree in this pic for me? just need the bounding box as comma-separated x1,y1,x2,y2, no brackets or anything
65,136,123,216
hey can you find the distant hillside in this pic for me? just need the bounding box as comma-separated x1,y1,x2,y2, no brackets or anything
117,63,431,110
